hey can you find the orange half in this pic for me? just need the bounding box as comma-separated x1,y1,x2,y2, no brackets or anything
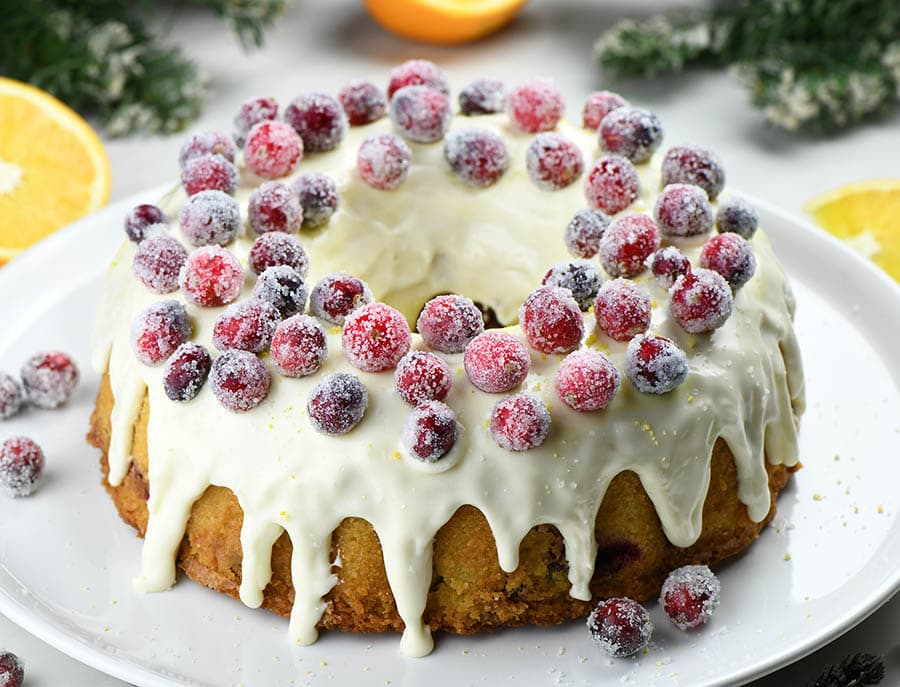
364,0,528,44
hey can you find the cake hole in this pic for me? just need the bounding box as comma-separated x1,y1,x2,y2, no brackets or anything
594,540,641,574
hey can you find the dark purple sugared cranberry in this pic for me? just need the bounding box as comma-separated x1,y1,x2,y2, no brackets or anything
0,436,44,497
178,130,236,168
661,144,725,200
210,349,271,412
670,268,733,333
248,232,309,277
586,597,653,657
416,295,484,354
506,79,564,133
357,133,412,190
338,79,387,126
598,213,660,278
625,334,688,394
390,85,451,143
233,96,278,148
0,372,24,420
20,351,79,409
660,565,721,631
284,92,347,153
248,182,303,235
0,649,25,687
700,233,756,288
181,154,238,196
654,183,714,238
212,300,281,353
252,265,308,318
594,278,651,342
542,260,603,311
271,315,327,378
564,208,610,259
307,372,368,435
490,393,550,451
179,245,244,308
244,120,303,179
525,133,584,191
648,246,691,289
310,272,373,325
178,190,240,247
342,302,411,373
403,400,457,462
582,91,629,131
394,351,452,406
520,286,584,354
716,197,759,238
131,300,192,366
291,173,339,228
556,349,619,412
459,78,506,115
599,107,664,164
124,204,167,243
463,331,529,393
163,342,212,402
133,234,188,294
387,59,450,99
584,155,640,215
444,127,509,188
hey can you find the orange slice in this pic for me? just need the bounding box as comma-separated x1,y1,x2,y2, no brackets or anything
0,77,111,265
364,0,528,44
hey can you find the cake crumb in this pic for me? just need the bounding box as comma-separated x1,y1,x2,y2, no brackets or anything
812,493,824,501
783,552,792,561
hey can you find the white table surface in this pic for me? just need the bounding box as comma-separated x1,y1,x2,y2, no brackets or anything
2,1,898,685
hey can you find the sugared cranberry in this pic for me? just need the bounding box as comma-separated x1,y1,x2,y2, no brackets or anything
586,597,653,657
506,79,563,134
0,649,25,687
670,268,733,333
338,79,387,126
542,260,603,311
403,400,457,462
131,301,192,366
133,234,188,294
654,183,713,238
520,286,584,354
233,96,278,148
526,133,584,190
463,331,529,393
387,59,450,99
584,156,640,214
179,190,240,247
284,92,347,153
661,145,725,200
0,373,24,420
625,334,688,394
716,197,759,238
357,133,411,190
212,299,281,353
0,437,44,497
564,208,610,259
244,120,303,179
390,85,451,143
310,272,373,325
416,295,484,354
582,91,629,131
490,393,550,451
248,232,309,277
660,565,721,631
179,245,244,308
292,173,339,228
178,130,236,168
648,246,691,288
444,127,509,188
598,213,660,278
594,278,651,342
700,233,756,288
124,204,167,243
210,349,271,412
248,182,303,235
20,351,79,409
599,107,664,164
163,342,212,402
307,373,368,435
556,349,620,412
342,302,411,372
459,78,506,115
252,265,308,318
271,315,327,378
181,154,238,196
394,351,452,405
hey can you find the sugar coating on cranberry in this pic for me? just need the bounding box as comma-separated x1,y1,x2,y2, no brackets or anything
0,436,44,498
284,92,347,153
490,393,550,451
716,197,759,239
660,565,721,631
0,372,24,420
459,78,506,115
542,260,603,311
403,400,457,462
670,268,734,333
390,85,451,143
292,173,339,228
599,107,664,164
244,120,304,179
444,127,509,188
358,133,412,190
416,295,484,354
178,130,236,168
20,351,79,409
181,154,238,196
212,299,281,353
271,315,327,378
179,245,244,308
248,181,303,235
342,302,411,372
0,649,25,687
556,349,620,412
584,156,641,215
654,183,714,238
179,190,240,247
307,372,368,435
124,204,167,243
133,234,188,294
248,232,309,277
526,133,584,191
564,208,610,259
700,233,756,288
661,145,725,200
625,334,689,394
310,272,373,325
252,265,308,318
210,349,271,412
520,286,584,354
387,59,450,99
339,79,387,126
598,213,660,278
394,351,452,405
233,96,278,148
648,246,691,289
163,342,212,402
582,91,629,131
464,331,530,393
131,300,192,366
594,278,652,342
586,597,653,657
507,79,564,134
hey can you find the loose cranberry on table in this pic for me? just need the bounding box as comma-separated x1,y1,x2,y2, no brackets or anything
520,286,584,354
357,133,412,190
252,265,308,318
307,372,368,435
310,272,373,325
582,90,629,131
586,597,653,657
648,246,691,289
599,107,664,164
0,372,24,420
556,349,620,412
700,233,757,288
124,204,167,243
284,92,347,153
670,268,734,333
342,302,411,373
179,245,244,308
598,213,660,278
506,78,564,134
0,649,24,687
660,565,721,631
463,331,530,393
212,300,281,353
178,190,240,247
564,208,610,259
490,393,550,451
181,154,238,196
542,259,603,311
247,182,303,235
210,349,271,412
416,295,484,354
443,127,509,188
131,300,192,366
20,351,79,409
403,400,458,462
458,78,506,115
244,120,304,180
178,130,236,168
133,234,188,294
387,59,450,99
654,183,714,238
0,436,45,498
390,85,451,143
594,278,652,342
270,315,327,378
716,196,760,238
583,155,641,215
292,173,339,229
233,96,278,148
248,232,309,277
661,144,725,200
624,334,689,394
338,79,387,126
162,342,212,402
394,351,452,405
525,133,584,191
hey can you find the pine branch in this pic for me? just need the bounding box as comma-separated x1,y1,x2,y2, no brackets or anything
807,652,886,687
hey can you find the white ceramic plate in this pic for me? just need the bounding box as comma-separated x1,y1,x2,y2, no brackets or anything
0,190,898,687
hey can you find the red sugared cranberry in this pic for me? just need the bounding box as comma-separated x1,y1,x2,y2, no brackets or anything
700,233,756,288
556,349,620,412
357,133,412,190
598,213,660,278
584,156,640,214
542,260,603,311
403,400,457,462
394,351,452,405
648,246,691,288
459,78,506,115
248,232,309,277
599,107,664,164
292,173,339,228
179,245,244,308
624,334,688,394
271,315,327,378
133,234,188,294
594,278,651,342
307,373,368,435
463,331,529,393
284,92,347,153
0,437,44,497
233,96,278,148
506,79,564,134
212,300,281,353
0,649,25,687
416,295,484,354
444,127,509,188
179,190,240,247
660,565,721,631
716,197,759,238
670,268,733,333
244,120,303,179
661,144,725,200
338,79,387,126
0,372,24,420
564,208,610,259
490,393,550,451
210,349,271,412
654,183,713,238
252,265,308,318
178,130,236,168
131,301,192,366
181,154,238,196
310,272,373,326
342,302,411,372
586,597,653,657
526,133,584,190
582,91,629,131
387,59,450,99
520,286,584,354
248,182,303,235
163,342,212,402
124,204,167,243
20,351,79,409
390,85,451,143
